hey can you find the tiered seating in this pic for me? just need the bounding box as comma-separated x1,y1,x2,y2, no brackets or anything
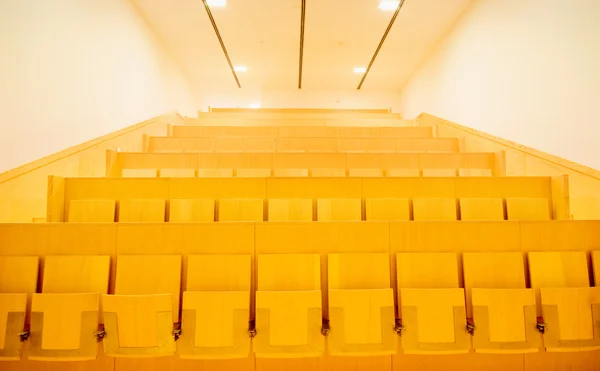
1,109,598,371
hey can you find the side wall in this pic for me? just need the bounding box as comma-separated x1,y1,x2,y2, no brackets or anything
399,0,600,170
0,0,195,173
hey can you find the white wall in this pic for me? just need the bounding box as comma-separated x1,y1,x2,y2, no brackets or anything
399,0,600,169
0,0,195,172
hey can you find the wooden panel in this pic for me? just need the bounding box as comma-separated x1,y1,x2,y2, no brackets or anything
387,169,421,177
67,200,115,222
159,168,196,178
236,169,272,177
267,178,361,198
365,198,410,221
42,255,110,294
396,253,459,289
422,169,457,177
459,169,493,177
594,251,600,286
218,199,264,222
197,169,234,178
65,178,170,202
258,254,320,291
273,168,309,177
506,198,551,220
118,199,165,222
348,169,383,177
339,138,396,153
454,177,551,198
412,198,457,221
0,257,39,294
311,169,346,177
171,178,266,199
362,178,456,198
0,293,27,360
317,198,361,221
115,255,182,321
187,255,251,292
459,198,504,221
121,169,157,178
328,253,390,290
273,153,345,170
268,199,313,222
528,251,589,290
170,199,214,222
396,138,458,153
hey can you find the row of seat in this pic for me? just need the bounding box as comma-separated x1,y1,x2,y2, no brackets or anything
66,197,552,222
169,125,430,138
109,152,500,178
147,137,459,153
1,251,598,361
121,168,492,178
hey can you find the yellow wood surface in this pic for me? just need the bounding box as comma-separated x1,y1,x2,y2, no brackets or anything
348,169,383,177
328,253,390,290
118,199,165,222
236,169,272,177
396,253,459,289
0,256,39,294
506,198,551,221
258,254,320,291
268,199,313,222
169,199,215,222
311,169,346,177
365,198,410,221
197,169,234,177
422,169,457,177
218,199,264,222
159,169,195,178
528,251,589,289
459,198,504,221
187,255,251,291
272,168,309,177
121,169,157,178
43,255,110,293
412,198,457,221
0,293,27,351
115,255,181,321
68,200,116,222
594,251,600,285
387,169,421,177
317,198,361,221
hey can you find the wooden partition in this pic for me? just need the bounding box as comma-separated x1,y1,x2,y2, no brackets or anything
46,176,567,222
418,113,600,219
106,151,504,177
148,137,458,153
0,113,184,223
0,221,599,370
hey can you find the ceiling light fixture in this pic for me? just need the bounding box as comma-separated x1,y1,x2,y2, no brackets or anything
353,67,367,73
378,0,400,11
249,103,261,109
207,0,226,7
234,65,247,72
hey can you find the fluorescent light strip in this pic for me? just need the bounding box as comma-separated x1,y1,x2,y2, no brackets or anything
354,67,367,73
234,66,247,72
379,0,400,10
207,0,226,7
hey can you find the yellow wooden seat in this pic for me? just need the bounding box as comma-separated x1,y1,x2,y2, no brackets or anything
159,168,195,178
311,168,346,177
387,169,420,177
463,252,539,353
529,251,600,351
412,198,457,221
365,198,410,221
317,198,361,221
67,199,116,222
0,256,38,360
459,169,493,177
197,169,234,178
348,169,383,177
118,199,165,222
273,168,309,177
396,253,468,354
27,255,110,361
178,255,251,359
236,169,272,177
422,169,457,177
459,198,504,221
506,198,551,220
102,255,181,357
255,254,323,357
268,199,313,221
169,199,214,222
121,169,157,178
328,253,396,355
218,199,264,222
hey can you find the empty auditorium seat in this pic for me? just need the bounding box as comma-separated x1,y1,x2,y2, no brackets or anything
412,198,457,221
387,169,420,177
365,198,410,221
268,199,313,221
169,199,214,222
68,199,116,222
218,199,264,222
197,169,234,178
328,253,396,355
348,169,383,177
159,168,196,177
273,168,309,177
254,254,324,357
506,198,551,220
422,169,457,177
118,199,165,222
121,168,157,178
317,198,361,221
459,198,504,221
236,168,272,177
311,168,346,177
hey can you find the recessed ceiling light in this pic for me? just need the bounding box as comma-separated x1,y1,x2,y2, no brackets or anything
249,103,261,109
353,67,367,73
378,0,400,11
234,65,247,72
207,0,226,7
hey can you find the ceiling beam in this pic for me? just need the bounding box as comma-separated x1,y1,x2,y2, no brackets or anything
357,0,407,90
202,0,241,88
298,0,307,89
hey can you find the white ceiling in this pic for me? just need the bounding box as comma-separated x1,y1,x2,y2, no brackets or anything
132,0,473,93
